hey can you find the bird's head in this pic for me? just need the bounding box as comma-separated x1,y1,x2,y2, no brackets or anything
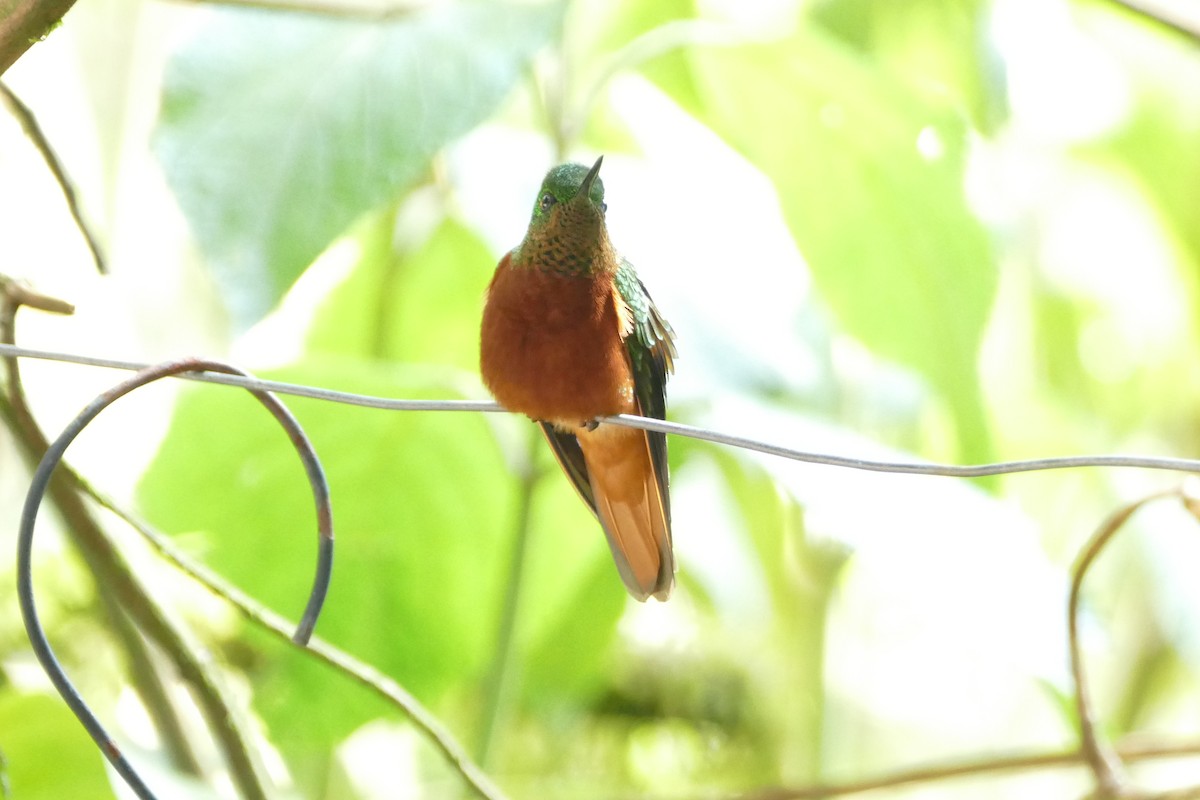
528,156,607,231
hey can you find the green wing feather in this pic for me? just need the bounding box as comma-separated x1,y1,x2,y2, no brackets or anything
614,259,677,522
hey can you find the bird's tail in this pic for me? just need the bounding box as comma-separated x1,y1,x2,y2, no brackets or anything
578,424,674,601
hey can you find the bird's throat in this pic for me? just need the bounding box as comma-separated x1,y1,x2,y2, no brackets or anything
518,219,616,278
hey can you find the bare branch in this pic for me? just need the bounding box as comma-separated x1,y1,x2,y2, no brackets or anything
1066,489,1200,799
0,277,74,314
159,0,430,20
0,0,77,77
729,740,1200,799
0,84,106,274
1069,497,1161,796
1103,0,1200,42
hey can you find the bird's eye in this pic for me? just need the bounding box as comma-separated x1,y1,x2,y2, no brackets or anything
539,193,556,212
600,201,608,214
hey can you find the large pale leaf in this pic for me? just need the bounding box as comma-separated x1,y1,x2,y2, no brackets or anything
136,360,513,745
154,0,563,325
680,30,998,460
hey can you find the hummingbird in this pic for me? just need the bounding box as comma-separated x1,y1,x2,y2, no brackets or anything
479,156,678,601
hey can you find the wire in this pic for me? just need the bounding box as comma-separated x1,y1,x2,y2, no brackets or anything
8,340,1200,800
0,342,494,411
619,416,1200,478
3,341,1199,479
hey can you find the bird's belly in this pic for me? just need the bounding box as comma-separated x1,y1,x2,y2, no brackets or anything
481,273,635,426
522,331,634,425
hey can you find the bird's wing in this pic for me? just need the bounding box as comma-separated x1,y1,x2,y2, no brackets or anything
614,258,677,523
539,422,599,518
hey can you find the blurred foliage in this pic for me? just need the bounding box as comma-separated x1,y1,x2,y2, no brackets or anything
0,691,113,799
2,0,1200,798
678,30,999,462
153,0,565,326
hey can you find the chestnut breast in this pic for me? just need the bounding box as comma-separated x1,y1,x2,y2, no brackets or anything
481,257,636,427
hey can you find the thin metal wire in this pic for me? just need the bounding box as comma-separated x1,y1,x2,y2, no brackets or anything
0,343,494,411
3,341,1199,479
615,416,1200,478
16,358,334,800
9,340,1200,800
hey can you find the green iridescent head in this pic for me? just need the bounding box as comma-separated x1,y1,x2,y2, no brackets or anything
529,156,607,224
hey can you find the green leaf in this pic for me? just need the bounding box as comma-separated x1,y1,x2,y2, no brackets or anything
154,0,564,326
682,30,998,460
136,359,514,745
809,0,1006,132
0,691,114,799
304,213,496,370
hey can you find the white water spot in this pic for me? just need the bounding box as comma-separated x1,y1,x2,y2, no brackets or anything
916,126,945,161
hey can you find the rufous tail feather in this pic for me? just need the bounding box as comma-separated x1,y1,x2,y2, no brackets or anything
577,425,673,601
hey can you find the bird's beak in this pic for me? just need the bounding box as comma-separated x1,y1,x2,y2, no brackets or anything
579,155,604,200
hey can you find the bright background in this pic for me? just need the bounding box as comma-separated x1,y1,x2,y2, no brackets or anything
2,0,1200,797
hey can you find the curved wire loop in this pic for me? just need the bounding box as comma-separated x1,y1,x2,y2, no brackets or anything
16,358,334,799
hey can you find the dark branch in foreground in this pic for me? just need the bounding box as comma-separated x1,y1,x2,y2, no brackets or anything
1103,0,1200,42
0,0,78,77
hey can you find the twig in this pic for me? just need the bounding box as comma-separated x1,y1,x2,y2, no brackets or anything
82,482,511,800
159,0,430,19
730,739,1200,800
1066,489,1181,798
1101,0,1200,42
2,342,1200,481
1149,786,1200,800
0,84,107,274
97,585,206,777
0,279,75,315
